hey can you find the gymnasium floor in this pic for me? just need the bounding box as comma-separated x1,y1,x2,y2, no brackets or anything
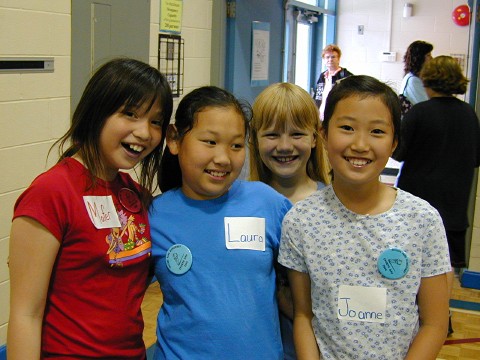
141,276,480,359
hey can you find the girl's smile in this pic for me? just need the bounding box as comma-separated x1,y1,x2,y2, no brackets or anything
123,143,145,154
167,106,246,200
323,95,397,189
273,155,299,163
99,101,163,181
258,124,316,181
345,157,372,167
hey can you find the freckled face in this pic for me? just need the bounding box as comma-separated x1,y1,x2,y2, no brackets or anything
323,95,397,188
167,106,246,200
257,122,316,181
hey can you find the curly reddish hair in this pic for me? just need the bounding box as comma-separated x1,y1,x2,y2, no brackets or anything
322,44,342,58
421,56,469,95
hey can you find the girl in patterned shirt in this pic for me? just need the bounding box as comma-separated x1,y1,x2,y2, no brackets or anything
278,75,451,359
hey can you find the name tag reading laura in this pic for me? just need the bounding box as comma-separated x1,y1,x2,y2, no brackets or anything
337,285,387,323
83,196,121,229
224,217,265,251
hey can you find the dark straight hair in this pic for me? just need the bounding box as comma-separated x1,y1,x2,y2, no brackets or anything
51,58,173,209
322,75,401,149
159,86,252,193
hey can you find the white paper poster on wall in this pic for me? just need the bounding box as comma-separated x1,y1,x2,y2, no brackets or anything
251,21,270,87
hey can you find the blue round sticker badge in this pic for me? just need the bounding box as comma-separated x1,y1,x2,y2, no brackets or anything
377,248,410,279
166,244,192,275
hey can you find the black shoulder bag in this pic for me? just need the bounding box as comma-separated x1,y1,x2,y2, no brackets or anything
398,76,413,118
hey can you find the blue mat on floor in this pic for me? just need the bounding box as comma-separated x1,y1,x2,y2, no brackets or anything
450,299,480,312
461,270,480,290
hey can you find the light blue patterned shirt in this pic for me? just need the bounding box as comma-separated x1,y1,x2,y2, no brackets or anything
278,185,450,359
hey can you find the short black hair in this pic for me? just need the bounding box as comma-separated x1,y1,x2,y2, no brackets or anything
322,75,401,149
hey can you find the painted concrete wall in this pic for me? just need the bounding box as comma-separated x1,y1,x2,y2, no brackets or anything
0,0,213,347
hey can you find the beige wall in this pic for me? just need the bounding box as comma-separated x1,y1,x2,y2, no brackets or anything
150,0,212,97
337,0,471,91
0,0,212,347
0,0,71,344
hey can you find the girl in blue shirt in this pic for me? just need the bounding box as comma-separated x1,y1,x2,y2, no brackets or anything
149,86,291,360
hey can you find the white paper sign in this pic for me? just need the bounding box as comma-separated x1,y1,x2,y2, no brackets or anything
250,21,270,86
337,285,387,323
83,196,121,229
224,217,265,251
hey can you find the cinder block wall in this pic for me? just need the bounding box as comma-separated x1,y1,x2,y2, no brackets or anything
0,0,213,347
0,0,71,344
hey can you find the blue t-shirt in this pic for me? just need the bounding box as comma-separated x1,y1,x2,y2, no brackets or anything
149,180,292,360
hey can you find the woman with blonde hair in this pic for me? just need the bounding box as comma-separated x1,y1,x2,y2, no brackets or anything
250,82,330,359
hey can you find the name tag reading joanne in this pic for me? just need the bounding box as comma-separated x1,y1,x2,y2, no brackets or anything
83,196,121,229
337,285,387,323
224,217,266,251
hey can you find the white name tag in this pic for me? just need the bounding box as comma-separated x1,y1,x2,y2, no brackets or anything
224,217,265,251
337,285,387,323
83,196,121,229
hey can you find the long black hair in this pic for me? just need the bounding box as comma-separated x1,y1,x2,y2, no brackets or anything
52,58,173,209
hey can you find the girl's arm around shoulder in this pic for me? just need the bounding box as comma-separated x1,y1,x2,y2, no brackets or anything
405,273,450,360
288,269,321,360
8,217,61,360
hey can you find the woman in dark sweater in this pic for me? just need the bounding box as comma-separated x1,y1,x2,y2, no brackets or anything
394,55,480,271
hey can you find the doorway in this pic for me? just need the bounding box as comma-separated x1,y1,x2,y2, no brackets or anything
283,1,336,94
71,0,151,114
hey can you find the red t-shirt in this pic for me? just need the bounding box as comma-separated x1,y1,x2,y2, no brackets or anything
13,158,151,359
